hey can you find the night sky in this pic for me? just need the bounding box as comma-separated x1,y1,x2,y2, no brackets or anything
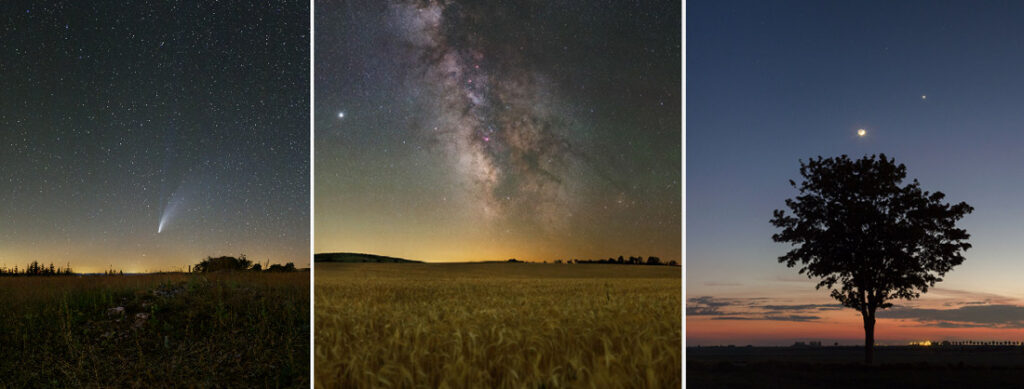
1,1,309,272
315,0,680,262
689,1,1024,345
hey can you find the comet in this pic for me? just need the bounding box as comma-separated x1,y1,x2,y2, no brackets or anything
158,182,188,233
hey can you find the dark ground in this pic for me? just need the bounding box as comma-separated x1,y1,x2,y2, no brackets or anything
0,273,309,388
688,346,1024,388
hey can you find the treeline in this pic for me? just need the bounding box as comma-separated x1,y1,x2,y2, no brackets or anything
0,261,75,276
511,256,679,266
191,255,298,273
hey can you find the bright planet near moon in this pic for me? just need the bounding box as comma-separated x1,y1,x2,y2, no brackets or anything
857,129,866,137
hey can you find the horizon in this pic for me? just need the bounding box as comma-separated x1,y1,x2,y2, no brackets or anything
314,251,680,264
0,256,310,275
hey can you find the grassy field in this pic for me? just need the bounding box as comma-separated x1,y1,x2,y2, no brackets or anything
315,262,682,388
688,346,1024,388
0,272,309,388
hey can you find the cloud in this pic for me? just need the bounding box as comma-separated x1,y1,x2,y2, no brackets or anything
688,296,732,308
709,316,758,321
763,275,816,283
761,304,844,311
703,281,742,287
764,315,821,322
686,296,733,316
688,296,827,322
943,300,989,307
929,288,1016,305
689,290,1024,329
711,315,821,322
879,305,1024,328
931,321,988,328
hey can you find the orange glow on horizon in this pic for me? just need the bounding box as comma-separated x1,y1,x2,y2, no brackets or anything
0,245,309,275
688,309,1024,346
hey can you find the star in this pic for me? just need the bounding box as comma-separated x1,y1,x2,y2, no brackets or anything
337,112,345,119
857,129,866,137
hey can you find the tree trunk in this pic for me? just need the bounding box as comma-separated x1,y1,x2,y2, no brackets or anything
863,311,875,364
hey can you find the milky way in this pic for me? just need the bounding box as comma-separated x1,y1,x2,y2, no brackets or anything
316,0,680,261
392,1,580,227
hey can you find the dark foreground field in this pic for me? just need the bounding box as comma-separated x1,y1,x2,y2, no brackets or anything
689,346,1024,388
0,272,309,388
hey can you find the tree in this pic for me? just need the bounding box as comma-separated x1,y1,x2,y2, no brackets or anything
266,262,298,272
192,255,253,272
770,154,972,364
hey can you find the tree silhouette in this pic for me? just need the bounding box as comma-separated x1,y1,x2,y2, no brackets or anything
770,154,973,364
193,255,254,272
266,262,298,272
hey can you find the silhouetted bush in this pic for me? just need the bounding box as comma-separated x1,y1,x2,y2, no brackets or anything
563,255,675,266
193,255,298,273
192,255,254,273
265,263,297,272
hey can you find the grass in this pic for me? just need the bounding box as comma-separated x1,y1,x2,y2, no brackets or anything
315,262,681,388
0,272,309,388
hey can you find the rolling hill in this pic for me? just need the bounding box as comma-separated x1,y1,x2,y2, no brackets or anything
313,252,422,263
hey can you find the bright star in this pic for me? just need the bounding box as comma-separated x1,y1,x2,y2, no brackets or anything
857,129,866,137
338,112,345,119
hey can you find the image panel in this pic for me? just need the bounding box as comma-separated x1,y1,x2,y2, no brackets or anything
315,0,681,387
0,1,310,387
687,2,1024,387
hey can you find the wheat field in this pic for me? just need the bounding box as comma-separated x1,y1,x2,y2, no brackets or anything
315,263,681,388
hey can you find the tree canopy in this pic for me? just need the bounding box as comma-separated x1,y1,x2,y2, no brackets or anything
770,154,972,363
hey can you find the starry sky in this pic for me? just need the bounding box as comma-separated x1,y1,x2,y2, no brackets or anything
0,1,309,273
315,0,680,262
688,1,1024,345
